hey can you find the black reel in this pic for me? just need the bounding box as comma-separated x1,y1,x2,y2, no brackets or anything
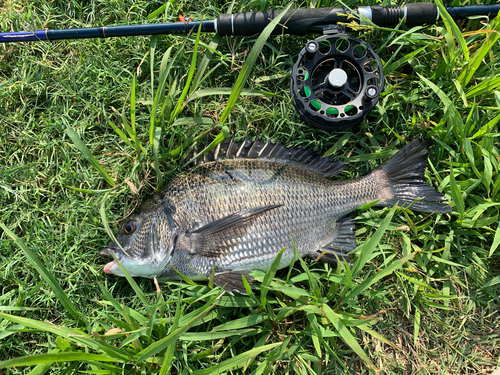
290,33,384,130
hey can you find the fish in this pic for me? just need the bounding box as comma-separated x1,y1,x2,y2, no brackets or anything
100,138,452,294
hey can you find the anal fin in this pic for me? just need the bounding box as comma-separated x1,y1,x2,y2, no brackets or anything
214,270,253,295
313,218,356,264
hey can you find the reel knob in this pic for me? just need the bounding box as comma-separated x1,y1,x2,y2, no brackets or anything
328,68,348,88
305,41,319,58
290,34,385,130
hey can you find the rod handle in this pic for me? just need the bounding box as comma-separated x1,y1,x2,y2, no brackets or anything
215,3,443,36
367,3,438,27
216,8,351,36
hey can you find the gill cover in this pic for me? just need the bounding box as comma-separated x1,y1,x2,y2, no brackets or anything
101,198,177,278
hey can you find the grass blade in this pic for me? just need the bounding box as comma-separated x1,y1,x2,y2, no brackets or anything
352,204,397,277
413,305,421,348
169,22,203,122
463,139,481,179
65,129,116,187
344,252,415,303
212,314,268,332
149,43,183,145
192,342,282,375
0,352,116,368
0,312,132,361
191,34,221,93
24,348,60,375
129,75,144,153
322,305,377,371
471,112,500,139
0,224,84,326
357,325,397,349
111,254,152,312
180,328,257,341
181,126,229,168
218,3,292,125
383,46,426,76
190,2,235,92
435,0,469,61
458,16,500,87
297,251,320,299
449,165,465,217
159,294,183,375
418,74,465,141
260,247,287,307
483,276,500,289
153,125,163,188
171,117,214,127
490,223,500,257
187,88,275,102
133,294,220,363
147,2,170,20
103,110,134,149
0,313,91,345
466,76,500,98
99,193,127,255
150,35,158,97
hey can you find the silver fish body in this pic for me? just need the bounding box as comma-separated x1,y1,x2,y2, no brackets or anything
101,139,451,293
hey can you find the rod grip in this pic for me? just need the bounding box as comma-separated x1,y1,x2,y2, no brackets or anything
405,3,439,27
369,3,438,27
216,7,351,36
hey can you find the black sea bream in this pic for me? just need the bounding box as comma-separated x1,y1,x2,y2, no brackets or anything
101,138,451,293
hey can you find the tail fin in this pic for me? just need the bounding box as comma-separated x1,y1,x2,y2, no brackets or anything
377,139,452,213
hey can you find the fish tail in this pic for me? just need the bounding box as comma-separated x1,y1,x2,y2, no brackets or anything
375,139,452,213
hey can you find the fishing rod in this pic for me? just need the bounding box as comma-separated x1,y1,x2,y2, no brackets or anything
0,3,498,42
2,3,499,129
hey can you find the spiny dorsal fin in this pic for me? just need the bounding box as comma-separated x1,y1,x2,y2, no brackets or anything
195,137,345,178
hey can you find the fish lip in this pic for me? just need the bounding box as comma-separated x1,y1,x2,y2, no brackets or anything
101,248,123,274
103,260,118,274
100,248,114,259
101,247,125,274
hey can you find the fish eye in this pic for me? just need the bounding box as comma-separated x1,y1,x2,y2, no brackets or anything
123,221,137,235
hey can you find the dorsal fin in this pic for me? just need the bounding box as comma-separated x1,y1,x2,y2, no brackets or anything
195,137,345,178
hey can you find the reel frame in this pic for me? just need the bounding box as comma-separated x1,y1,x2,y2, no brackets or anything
290,31,385,130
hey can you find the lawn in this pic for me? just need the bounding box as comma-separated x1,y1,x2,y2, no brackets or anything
0,0,499,373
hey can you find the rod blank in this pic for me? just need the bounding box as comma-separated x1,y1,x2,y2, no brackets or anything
0,21,215,43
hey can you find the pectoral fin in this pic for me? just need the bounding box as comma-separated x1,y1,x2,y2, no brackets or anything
177,205,281,258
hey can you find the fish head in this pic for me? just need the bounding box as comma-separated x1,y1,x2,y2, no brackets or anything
100,197,177,278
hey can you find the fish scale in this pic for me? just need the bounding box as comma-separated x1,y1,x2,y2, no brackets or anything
101,139,452,294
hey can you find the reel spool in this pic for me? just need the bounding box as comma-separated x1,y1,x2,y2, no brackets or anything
290,33,384,130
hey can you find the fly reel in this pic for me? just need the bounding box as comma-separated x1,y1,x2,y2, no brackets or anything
290,33,384,130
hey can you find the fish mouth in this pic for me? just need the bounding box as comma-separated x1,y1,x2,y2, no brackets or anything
100,248,114,258
100,248,120,274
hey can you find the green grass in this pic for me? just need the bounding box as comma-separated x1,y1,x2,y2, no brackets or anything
1,0,499,373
